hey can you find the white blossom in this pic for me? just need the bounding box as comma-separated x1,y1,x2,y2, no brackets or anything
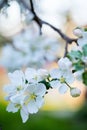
50,68,74,94
25,68,49,83
4,70,27,101
4,68,47,123
77,31,87,47
58,57,72,70
25,83,46,114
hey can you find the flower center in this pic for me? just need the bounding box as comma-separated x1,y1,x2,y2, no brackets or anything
17,85,23,91
25,93,37,105
60,77,65,83
30,93,36,100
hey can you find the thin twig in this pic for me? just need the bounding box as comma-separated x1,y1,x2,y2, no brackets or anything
64,42,68,57
29,0,77,44
0,0,8,9
30,0,42,34
41,20,77,44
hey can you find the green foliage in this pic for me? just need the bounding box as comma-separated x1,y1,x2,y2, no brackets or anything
84,28,87,32
73,61,84,71
82,71,87,86
39,79,51,89
67,50,82,61
0,104,87,130
82,44,87,56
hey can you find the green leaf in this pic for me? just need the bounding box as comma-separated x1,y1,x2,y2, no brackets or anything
73,61,84,71
82,71,87,86
84,28,87,31
39,80,51,90
67,50,82,61
82,44,87,56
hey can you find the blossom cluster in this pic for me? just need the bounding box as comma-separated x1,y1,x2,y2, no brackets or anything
0,27,60,71
68,28,87,85
4,57,81,123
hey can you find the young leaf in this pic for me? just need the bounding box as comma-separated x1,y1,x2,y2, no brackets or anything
82,71,87,86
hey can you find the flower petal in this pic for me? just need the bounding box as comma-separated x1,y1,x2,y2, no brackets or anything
58,84,68,94
63,71,74,83
25,68,36,81
36,96,44,108
34,83,46,97
3,84,15,93
20,106,29,123
8,70,24,86
50,80,61,88
58,57,72,69
50,69,62,79
27,100,38,114
6,103,19,113
10,93,25,105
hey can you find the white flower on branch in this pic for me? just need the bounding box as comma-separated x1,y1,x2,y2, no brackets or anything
58,57,72,70
50,68,74,94
77,29,87,47
25,68,49,83
4,70,27,100
4,68,47,123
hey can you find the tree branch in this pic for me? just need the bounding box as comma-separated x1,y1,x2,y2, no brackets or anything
0,0,8,9
29,0,77,44
41,20,77,44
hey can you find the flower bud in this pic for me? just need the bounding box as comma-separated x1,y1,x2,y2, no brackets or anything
70,88,81,97
73,28,83,38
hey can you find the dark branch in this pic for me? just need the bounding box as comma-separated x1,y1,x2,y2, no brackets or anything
21,0,30,10
0,0,8,9
29,0,77,44
41,20,77,44
30,0,42,34
64,42,68,57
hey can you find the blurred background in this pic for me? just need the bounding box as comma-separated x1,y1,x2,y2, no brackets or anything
0,0,87,130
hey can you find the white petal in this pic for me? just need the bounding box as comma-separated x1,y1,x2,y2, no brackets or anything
63,71,74,83
50,69,62,79
3,84,15,93
37,69,48,80
6,103,19,113
27,84,36,94
58,57,72,69
27,100,38,114
58,84,68,94
34,83,46,96
10,93,25,105
20,107,29,123
8,70,24,86
25,68,36,81
50,80,61,88
78,38,87,47
36,96,44,109
74,70,83,81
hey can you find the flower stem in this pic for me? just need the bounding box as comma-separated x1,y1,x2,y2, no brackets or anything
65,81,72,89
